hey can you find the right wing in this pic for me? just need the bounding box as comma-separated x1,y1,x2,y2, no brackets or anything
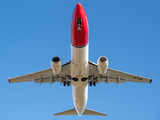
8,61,71,85
88,61,152,84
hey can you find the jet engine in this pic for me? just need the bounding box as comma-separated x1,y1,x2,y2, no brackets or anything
97,56,108,75
51,56,62,74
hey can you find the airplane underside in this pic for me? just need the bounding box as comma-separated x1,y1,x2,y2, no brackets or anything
8,3,152,117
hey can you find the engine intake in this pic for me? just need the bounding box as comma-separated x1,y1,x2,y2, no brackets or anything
52,57,60,62
51,56,62,74
97,56,108,75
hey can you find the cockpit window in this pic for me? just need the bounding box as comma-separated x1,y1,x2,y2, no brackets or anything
77,18,81,26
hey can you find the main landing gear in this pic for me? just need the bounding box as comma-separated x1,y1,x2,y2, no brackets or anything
89,81,96,86
63,81,70,86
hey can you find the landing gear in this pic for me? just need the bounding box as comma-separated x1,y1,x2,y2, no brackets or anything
63,75,71,86
89,81,96,86
67,81,70,86
63,81,66,86
63,81,70,86
93,81,96,86
89,81,92,86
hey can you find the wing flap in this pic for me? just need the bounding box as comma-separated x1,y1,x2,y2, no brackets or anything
107,68,152,83
100,77,125,83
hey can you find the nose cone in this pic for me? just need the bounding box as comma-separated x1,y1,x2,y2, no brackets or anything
76,3,82,9
71,3,89,47
74,3,84,16
77,3,82,6
76,3,82,7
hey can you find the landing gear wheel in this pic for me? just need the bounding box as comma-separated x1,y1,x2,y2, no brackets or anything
93,81,96,86
89,81,92,86
67,81,70,86
63,81,66,86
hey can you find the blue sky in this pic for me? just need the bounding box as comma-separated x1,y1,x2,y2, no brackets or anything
0,0,160,120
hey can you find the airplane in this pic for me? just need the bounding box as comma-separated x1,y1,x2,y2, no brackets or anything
8,3,152,117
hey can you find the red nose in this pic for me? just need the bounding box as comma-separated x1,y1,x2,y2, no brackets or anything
76,3,83,16
71,3,89,47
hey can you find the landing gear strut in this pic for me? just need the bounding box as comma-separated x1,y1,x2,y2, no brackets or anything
63,81,66,86
89,81,96,86
63,81,70,86
89,81,92,86
93,81,96,86
67,81,70,86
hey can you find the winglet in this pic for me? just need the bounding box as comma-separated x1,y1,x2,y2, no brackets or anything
149,79,152,83
8,77,11,83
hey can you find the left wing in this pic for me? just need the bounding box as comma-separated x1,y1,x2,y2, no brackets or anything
8,61,71,85
88,61,152,85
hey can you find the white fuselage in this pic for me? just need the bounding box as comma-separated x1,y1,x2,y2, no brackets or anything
70,44,89,116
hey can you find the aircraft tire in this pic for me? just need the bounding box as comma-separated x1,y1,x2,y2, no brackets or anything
89,81,92,86
63,81,66,86
93,81,96,86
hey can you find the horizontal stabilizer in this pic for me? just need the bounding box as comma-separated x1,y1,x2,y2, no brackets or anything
54,108,107,116
83,108,107,116
54,108,77,116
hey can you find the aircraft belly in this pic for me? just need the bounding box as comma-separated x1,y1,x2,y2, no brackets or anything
73,85,88,115
71,44,89,115
70,44,89,79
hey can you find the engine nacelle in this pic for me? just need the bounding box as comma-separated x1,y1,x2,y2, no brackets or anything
51,56,62,74
97,56,108,75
